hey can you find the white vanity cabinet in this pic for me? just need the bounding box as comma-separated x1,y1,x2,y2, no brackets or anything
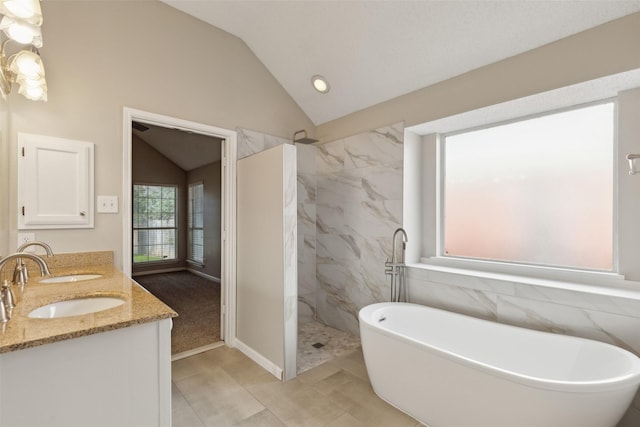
17,132,95,229
0,319,172,427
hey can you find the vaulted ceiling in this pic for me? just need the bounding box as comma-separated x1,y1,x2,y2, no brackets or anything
160,0,640,125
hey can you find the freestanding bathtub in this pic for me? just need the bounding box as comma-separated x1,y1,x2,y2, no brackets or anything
359,302,640,427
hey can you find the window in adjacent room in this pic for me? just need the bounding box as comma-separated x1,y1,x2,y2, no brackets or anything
133,184,177,263
442,101,614,271
188,182,204,264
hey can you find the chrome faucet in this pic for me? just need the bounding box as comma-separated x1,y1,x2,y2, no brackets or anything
13,241,54,286
0,253,51,322
385,228,408,302
1,252,52,280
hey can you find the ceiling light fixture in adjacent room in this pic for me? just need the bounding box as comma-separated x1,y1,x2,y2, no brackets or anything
0,0,46,101
311,75,330,94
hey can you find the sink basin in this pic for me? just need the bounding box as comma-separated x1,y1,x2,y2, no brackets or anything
28,296,125,319
39,274,103,284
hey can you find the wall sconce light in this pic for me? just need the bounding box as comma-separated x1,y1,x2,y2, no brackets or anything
0,0,46,102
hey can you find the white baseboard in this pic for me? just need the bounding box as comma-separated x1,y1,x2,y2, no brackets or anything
186,268,220,283
171,341,225,361
132,267,185,277
234,338,283,380
132,267,221,284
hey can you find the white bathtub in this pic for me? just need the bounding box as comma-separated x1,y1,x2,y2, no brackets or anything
359,302,640,427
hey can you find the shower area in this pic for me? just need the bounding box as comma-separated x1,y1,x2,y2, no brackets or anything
237,122,403,374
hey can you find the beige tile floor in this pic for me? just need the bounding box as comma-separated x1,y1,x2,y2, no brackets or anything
172,345,422,426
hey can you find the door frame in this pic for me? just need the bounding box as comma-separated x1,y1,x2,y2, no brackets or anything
122,107,237,345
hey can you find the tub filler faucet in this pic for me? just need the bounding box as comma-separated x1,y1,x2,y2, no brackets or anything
385,228,408,302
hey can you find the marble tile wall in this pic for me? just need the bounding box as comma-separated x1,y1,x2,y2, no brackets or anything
237,128,317,325
315,123,404,335
296,143,318,324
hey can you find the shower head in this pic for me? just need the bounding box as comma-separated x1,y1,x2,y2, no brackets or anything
293,129,319,144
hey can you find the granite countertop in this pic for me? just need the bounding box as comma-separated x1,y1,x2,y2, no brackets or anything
0,262,177,354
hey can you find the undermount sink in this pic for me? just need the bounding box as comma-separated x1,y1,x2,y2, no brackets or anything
39,274,103,284
28,296,126,319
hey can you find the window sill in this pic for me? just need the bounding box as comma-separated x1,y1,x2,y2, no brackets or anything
412,257,640,299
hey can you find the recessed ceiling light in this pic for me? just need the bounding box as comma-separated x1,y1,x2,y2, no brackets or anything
311,75,330,94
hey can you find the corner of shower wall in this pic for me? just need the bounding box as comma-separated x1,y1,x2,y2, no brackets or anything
236,127,318,326
236,122,408,336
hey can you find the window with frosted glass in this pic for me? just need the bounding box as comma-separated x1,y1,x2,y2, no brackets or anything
132,184,177,263
188,182,204,264
443,102,614,270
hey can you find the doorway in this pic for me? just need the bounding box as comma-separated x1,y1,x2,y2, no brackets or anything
122,108,237,357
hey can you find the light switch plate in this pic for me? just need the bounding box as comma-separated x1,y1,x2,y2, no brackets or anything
97,196,118,213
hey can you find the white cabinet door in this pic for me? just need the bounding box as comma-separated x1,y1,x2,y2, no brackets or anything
0,320,172,427
18,133,94,229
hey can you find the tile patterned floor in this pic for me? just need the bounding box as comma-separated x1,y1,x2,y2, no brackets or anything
172,345,422,427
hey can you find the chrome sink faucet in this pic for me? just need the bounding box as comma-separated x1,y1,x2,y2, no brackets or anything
0,253,52,322
13,241,54,286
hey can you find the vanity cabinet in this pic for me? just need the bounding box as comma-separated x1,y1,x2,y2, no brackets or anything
0,318,172,427
18,132,95,229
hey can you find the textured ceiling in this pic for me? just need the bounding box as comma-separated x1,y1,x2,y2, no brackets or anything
133,122,222,171
160,1,640,126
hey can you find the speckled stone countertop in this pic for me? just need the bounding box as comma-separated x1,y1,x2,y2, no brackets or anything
0,252,177,354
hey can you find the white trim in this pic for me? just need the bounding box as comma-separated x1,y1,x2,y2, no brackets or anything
222,130,237,346
186,268,219,282
171,341,225,361
417,256,628,289
234,338,283,380
612,100,620,274
131,267,220,282
122,107,237,348
132,267,185,277
157,318,172,427
435,134,444,256
186,259,205,268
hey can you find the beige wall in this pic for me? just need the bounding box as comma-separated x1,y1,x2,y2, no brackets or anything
5,1,313,267
187,161,222,279
316,12,640,142
5,3,640,267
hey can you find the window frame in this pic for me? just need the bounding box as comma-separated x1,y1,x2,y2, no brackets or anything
187,181,205,265
432,99,619,277
132,183,179,265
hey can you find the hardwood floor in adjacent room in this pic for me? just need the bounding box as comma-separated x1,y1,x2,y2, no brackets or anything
134,271,221,354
